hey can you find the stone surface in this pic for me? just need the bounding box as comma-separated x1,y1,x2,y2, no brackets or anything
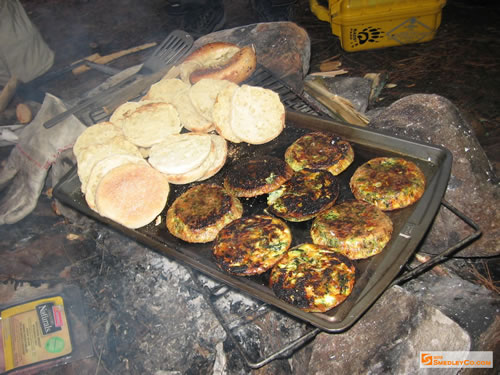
193,22,310,93
307,286,470,375
368,94,499,257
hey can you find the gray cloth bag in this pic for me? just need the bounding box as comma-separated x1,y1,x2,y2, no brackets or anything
0,0,55,85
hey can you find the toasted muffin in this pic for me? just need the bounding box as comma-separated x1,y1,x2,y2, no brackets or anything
266,169,340,222
311,200,393,260
350,157,426,211
230,84,285,145
285,131,354,175
95,163,170,229
166,184,243,243
224,156,294,198
269,243,356,313
213,215,292,276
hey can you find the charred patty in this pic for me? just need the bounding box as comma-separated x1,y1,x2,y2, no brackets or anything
310,200,393,259
266,169,340,222
269,243,356,313
166,184,243,243
350,157,426,211
223,156,294,197
213,214,292,276
284,131,354,175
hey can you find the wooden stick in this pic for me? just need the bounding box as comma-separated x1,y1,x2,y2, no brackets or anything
72,42,157,75
0,76,19,112
304,78,369,126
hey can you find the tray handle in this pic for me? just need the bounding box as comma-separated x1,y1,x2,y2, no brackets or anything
392,199,482,286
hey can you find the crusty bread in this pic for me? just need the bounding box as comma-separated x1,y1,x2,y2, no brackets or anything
76,135,143,192
170,91,214,133
230,85,285,145
189,45,257,84
148,133,213,175
73,121,123,159
114,101,182,148
85,154,146,210
142,78,190,102
180,42,240,84
212,82,241,143
95,163,170,229
189,78,232,122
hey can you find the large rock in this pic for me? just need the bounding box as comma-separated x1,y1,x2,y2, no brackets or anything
368,94,499,257
307,286,470,375
193,22,310,93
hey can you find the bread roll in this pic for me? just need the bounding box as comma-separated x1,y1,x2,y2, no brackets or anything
73,121,122,159
170,91,214,133
148,133,213,175
114,101,182,148
85,154,146,210
189,78,232,122
230,85,285,145
212,82,241,143
95,163,170,229
180,42,256,84
77,135,143,192
142,78,190,102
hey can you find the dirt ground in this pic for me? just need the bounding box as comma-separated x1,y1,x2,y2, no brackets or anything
17,0,499,176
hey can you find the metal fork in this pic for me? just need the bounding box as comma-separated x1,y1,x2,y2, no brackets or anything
44,30,194,129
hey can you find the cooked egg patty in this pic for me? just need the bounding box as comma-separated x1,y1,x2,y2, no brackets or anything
350,157,426,211
213,214,292,276
284,131,354,175
267,168,339,222
270,243,356,313
310,200,393,259
166,184,243,243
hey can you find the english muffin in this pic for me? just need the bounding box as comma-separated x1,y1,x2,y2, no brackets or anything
95,162,170,229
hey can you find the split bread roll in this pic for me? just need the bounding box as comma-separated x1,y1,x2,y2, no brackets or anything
76,135,143,192
112,101,182,148
180,42,256,84
189,78,233,122
142,78,190,102
95,162,170,229
73,121,123,159
212,82,241,143
148,133,227,184
148,133,213,175
230,84,285,145
85,154,147,210
170,91,213,133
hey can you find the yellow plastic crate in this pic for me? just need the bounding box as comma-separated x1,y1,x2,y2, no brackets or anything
310,0,447,52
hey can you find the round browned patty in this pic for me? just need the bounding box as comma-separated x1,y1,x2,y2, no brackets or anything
266,169,339,222
213,215,292,276
310,200,393,260
284,131,354,175
349,157,426,211
166,184,243,243
223,156,294,197
269,243,356,313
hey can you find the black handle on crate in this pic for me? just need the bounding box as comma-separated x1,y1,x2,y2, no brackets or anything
391,200,482,286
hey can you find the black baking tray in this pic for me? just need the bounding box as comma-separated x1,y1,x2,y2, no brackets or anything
54,110,452,332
